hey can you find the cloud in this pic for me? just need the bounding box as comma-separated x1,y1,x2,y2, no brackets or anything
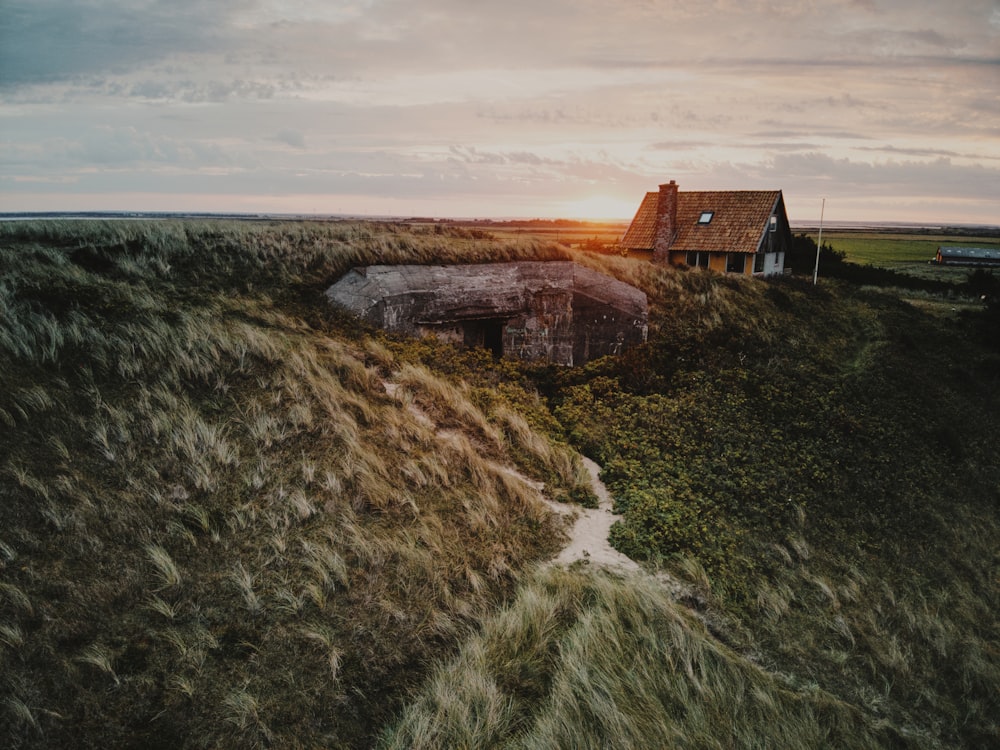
854,144,1000,162
1,1,998,223
4,1,998,88
648,141,711,152
274,130,307,149
760,152,1000,200
0,123,239,173
0,0,247,87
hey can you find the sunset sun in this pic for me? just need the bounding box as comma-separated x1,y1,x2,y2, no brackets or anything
563,194,636,222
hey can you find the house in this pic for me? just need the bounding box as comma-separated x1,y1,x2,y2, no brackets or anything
934,246,1000,267
327,261,648,366
620,180,792,276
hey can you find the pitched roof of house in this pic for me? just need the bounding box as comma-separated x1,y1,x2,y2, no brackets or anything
621,190,783,254
620,192,660,251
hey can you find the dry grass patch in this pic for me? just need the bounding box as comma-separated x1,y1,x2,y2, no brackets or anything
0,219,581,749
380,567,898,750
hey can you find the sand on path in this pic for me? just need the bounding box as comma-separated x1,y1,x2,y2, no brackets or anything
383,379,640,574
543,457,639,572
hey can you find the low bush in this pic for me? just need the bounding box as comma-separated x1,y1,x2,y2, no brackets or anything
546,260,1000,747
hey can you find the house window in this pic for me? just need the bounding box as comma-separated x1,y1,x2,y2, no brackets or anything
726,253,746,273
686,251,709,268
769,215,778,233
754,252,765,273
698,211,714,224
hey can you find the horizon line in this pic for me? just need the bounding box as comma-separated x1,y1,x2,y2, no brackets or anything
1,210,998,232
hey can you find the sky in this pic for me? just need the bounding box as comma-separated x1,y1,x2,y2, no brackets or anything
1,0,999,224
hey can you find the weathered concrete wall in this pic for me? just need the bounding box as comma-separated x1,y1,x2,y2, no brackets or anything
327,261,647,366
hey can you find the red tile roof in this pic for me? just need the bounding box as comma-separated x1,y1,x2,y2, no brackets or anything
621,189,782,254
620,192,660,250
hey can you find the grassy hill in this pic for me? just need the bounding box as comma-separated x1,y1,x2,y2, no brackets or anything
2,220,997,748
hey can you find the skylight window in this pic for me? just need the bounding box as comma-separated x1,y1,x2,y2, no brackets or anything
698,211,714,224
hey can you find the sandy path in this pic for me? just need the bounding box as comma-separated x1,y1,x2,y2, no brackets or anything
544,457,640,572
383,379,640,574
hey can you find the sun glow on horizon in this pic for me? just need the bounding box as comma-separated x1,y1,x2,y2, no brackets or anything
560,194,637,222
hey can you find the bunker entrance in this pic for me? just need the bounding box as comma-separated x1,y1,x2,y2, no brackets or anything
463,318,507,358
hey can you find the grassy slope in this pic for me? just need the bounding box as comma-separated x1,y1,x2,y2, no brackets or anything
558,266,999,746
385,258,1000,748
0,220,589,748
2,221,998,748
381,567,910,749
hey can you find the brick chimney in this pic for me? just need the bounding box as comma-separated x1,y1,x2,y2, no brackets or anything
653,180,678,262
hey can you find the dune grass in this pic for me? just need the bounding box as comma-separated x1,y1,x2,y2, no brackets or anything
0,219,585,748
384,261,999,747
2,218,997,748
380,567,901,750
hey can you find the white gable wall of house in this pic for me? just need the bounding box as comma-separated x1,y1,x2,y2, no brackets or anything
756,250,785,277
731,249,783,277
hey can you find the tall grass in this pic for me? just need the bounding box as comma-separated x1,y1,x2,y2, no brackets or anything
4,218,996,748
0,219,579,748
380,567,896,749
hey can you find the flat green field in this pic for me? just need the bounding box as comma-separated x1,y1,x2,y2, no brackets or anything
805,231,1000,266
801,230,1000,285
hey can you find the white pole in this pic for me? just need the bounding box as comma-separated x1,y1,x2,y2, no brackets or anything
813,198,825,285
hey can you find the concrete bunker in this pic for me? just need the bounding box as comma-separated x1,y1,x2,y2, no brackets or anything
326,261,648,366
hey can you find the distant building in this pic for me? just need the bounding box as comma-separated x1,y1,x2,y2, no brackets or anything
327,261,648,366
621,180,791,277
934,246,1000,267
